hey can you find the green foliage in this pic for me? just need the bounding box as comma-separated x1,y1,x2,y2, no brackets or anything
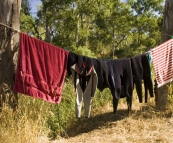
20,0,34,34
20,0,164,58
20,13,35,35
20,0,164,59
46,78,76,139
73,46,96,58
20,0,44,38
92,89,112,109
114,0,164,57
21,0,31,15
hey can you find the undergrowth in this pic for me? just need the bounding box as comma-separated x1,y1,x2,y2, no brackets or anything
0,76,113,142
0,77,173,143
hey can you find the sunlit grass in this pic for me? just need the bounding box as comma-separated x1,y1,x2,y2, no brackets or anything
0,79,173,143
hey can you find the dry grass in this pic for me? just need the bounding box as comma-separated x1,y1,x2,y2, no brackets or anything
1,95,173,143
0,95,50,143
58,98,173,143
0,106,42,143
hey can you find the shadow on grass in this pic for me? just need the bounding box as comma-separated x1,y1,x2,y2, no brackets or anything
65,109,130,137
64,104,173,138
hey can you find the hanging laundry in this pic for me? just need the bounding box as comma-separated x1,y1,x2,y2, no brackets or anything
111,58,133,113
94,58,133,114
67,52,133,114
68,52,98,118
71,64,98,118
150,39,173,87
13,32,69,103
88,58,133,113
130,54,154,103
99,60,116,91
67,52,103,91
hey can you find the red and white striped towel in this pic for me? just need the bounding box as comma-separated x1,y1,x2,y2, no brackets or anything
150,39,173,87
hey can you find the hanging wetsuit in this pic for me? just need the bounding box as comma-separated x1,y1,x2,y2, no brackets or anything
68,52,98,118
96,58,133,114
130,54,154,103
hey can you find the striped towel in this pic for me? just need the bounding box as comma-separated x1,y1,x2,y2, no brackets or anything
150,39,173,87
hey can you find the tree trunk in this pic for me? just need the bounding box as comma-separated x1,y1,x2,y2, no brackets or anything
0,0,21,110
75,16,79,47
155,0,173,109
162,0,173,42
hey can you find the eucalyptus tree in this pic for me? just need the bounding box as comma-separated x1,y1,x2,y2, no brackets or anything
155,0,173,110
0,0,21,110
34,0,164,58
75,0,101,48
107,0,133,59
35,0,132,58
127,0,164,55
37,0,100,56
20,0,36,36
92,0,133,59
35,0,78,47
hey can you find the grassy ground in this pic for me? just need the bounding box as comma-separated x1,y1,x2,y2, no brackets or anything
59,99,173,143
0,90,173,143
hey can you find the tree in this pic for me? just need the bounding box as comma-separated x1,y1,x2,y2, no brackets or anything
0,0,21,110
21,0,31,15
33,0,164,59
162,0,173,42
155,0,173,109
124,0,164,56
20,0,36,36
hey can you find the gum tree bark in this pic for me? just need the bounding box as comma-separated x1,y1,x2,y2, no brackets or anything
0,0,21,110
155,0,173,109
162,0,173,42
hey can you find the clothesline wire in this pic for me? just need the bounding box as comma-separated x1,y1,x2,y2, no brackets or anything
0,22,20,33
163,33,173,37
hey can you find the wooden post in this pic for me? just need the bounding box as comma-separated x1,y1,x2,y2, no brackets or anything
155,0,173,109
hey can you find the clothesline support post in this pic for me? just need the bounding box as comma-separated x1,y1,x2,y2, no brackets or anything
156,0,173,110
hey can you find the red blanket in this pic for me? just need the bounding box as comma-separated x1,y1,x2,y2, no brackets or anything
13,33,69,103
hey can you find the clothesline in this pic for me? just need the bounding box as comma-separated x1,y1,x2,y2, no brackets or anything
163,33,173,38
0,22,20,33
